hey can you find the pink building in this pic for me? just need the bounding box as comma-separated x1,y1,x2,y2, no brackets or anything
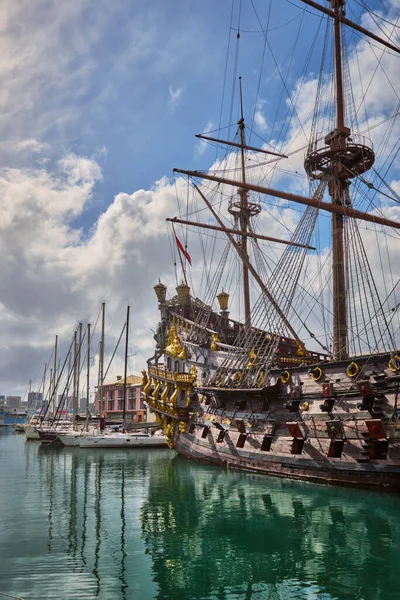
95,374,146,421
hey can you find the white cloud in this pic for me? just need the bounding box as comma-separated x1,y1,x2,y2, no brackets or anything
16,139,50,154
168,86,183,110
0,153,183,394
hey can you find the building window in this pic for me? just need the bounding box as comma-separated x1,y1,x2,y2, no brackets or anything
108,400,114,410
129,399,134,410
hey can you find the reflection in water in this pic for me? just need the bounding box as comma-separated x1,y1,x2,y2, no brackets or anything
1,432,400,600
141,455,400,600
0,434,159,600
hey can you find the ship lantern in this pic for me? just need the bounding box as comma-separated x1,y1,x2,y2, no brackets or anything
176,281,191,304
154,280,167,303
217,290,229,314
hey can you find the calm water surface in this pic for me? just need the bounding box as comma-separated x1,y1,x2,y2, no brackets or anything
0,429,399,600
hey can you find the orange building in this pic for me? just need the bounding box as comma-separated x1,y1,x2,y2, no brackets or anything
95,375,146,421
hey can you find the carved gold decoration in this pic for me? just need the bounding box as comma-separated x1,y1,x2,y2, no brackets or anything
210,333,220,351
153,379,161,400
170,384,179,406
246,350,258,368
165,325,186,359
179,421,187,433
189,365,197,383
143,373,152,395
161,383,170,402
164,419,177,448
296,342,306,357
141,369,148,387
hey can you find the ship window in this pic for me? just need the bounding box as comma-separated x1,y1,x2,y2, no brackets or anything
174,361,179,373
167,357,171,370
188,423,196,434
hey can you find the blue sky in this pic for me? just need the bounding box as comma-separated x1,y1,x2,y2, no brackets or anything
0,0,399,397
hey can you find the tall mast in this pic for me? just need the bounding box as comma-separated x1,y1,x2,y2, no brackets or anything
238,78,251,326
302,0,376,360
86,323,90,432
77,322,82,418
99,302,105,417
52,335,58,416
331,0,348,360
227,77,261,326
122,305,130,427
73,330,78,429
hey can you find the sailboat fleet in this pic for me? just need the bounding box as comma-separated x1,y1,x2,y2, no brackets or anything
15,302,166,448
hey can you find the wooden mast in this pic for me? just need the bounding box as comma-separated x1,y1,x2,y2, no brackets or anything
235,78,251,326
193,183,306,350
331,0,348,360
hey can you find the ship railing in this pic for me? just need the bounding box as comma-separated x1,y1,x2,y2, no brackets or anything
148,365,194,383
306,132,373,157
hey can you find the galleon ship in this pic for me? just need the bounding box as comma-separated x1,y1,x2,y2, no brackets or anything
143,0,400,491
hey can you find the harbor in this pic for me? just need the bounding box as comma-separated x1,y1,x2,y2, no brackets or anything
1,429,400,600
1,0,400,598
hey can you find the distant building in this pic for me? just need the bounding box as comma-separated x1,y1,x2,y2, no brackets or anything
28,392,43,410
7,396,21,409
95,375,146,421
79,397,88,413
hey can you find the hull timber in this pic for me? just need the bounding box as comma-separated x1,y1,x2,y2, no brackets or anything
174,424,400,492
144,308,400,492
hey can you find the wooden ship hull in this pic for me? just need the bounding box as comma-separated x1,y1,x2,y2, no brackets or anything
144,305,400,493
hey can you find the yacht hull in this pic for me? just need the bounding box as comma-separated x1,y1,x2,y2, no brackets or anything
79,434,168,448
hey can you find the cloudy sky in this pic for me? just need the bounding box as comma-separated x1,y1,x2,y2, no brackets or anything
1,0,399,398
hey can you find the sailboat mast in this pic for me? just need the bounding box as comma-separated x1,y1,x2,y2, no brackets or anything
76,322,82,418
330,0,348,360
86,323,90,432
73,330,78,429
122,305,130,426
237,78,251,326
52,335,58,416
99,302,105,418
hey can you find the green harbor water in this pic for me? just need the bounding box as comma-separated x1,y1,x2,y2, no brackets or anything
0,430,400,600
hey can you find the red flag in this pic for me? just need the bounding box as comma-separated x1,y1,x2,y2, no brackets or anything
175,234,192,265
